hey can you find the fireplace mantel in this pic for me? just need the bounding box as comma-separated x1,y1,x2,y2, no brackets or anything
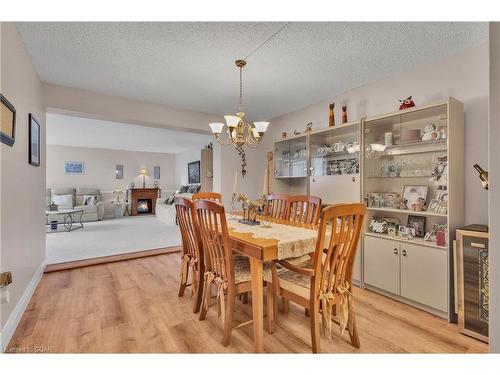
130,188,159,216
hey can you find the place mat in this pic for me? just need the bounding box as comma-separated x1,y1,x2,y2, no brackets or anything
228,217,319,260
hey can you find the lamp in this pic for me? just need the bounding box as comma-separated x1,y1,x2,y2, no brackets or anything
140,168,147,189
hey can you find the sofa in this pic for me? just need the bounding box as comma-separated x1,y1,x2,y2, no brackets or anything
46,188,105,223
155,184,200,225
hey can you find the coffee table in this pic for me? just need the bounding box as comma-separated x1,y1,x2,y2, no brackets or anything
45,208,84,233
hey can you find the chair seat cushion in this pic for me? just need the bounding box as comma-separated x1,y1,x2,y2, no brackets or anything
233,254,252,284
233,254,272,284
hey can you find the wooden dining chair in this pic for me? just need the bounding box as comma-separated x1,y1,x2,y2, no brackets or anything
192,192,222,203
174,196,204,313
194,199,254,347
266,203,366,353
288,195,322,225
267,194,290,220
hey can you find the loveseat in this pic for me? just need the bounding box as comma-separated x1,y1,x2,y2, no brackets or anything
46,188,105,223
155,184,200,225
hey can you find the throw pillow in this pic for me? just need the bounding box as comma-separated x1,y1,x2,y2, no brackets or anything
179,185,189,193
52,194,73,209
83,195,98,206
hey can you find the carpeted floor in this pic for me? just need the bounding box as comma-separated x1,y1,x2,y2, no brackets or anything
46,215,181,264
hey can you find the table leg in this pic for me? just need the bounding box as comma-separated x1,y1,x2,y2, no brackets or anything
250,257,264,353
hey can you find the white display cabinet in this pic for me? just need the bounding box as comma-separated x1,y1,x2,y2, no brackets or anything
272,98,464,320
362,97,464,320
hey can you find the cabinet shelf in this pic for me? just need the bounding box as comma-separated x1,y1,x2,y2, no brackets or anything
367,139,447,158
366,206,447,218
364,232,447,250
275,175,307,179
366,175,434,179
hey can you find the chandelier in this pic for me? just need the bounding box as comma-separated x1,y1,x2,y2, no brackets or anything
208,59,269,149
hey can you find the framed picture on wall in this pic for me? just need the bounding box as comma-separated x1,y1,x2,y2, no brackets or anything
188,160,200,184
28,114,40,166
64,161,85,175
116,164,124,179
154,166,160,179
1,94,16,147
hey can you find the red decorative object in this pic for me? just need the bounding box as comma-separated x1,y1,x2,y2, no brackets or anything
436,230,447,247
399,96,415,110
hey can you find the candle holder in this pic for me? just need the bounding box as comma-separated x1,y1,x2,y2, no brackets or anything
229,193,238,220
260,197,272,228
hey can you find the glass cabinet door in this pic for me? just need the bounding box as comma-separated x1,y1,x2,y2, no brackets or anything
309,124,360,177
274,136,308,178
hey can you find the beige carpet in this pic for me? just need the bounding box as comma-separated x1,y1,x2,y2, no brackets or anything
46,215,181,264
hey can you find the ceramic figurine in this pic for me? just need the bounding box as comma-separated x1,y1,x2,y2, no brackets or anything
305,122,313,132
399,96,415,110
282,132,287,139
329,102,335,127
342,105,348,123
393,197,408,210
421,123,441,141
293,130,301,135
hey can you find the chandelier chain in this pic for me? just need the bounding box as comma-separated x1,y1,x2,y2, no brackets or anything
239,65,243,112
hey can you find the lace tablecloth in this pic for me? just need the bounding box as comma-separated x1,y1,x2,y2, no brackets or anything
228,218,320,260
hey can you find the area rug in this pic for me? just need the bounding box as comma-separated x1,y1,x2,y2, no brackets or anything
46,215,181,264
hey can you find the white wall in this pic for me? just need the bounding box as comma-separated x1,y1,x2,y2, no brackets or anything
0,23,46,348
47,145,177,195
174,147,201,188
245,43,489,225
488,23,499,353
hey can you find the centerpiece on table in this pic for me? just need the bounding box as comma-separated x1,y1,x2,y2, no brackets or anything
230,167,271,227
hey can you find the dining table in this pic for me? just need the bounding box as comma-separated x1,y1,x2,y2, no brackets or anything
227,216,320,353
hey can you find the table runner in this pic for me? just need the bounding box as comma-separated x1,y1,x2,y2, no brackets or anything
228,217,319,260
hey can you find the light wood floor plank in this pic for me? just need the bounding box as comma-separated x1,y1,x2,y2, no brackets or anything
7,253,488,353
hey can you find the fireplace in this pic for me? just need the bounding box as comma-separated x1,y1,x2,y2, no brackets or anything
130,188,159,216
136,199,152,214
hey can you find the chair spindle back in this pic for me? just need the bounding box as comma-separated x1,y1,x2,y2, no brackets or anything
267,194,290,220
194,200,234,284
288,195,322,225
175,196,203,263
311,203,365,295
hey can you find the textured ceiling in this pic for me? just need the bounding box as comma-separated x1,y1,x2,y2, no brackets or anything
46,113,211,153
18,22,487,120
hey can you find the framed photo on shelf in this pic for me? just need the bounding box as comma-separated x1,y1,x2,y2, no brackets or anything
402,185,428,209
28,114,40,166
407,215,426,238
427,199,440,213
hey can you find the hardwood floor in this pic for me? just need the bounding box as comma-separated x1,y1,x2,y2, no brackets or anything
8,253,488,353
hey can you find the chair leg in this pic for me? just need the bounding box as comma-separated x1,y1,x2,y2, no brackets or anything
241,292,249,304
222,290,235,347
348,312,361,349
199,281,210,321
266,284,276,334
310,300,321,354
281,297,289,313
178,261,189,297
193,265,204,314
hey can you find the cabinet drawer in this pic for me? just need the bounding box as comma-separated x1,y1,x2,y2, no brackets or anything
363,236,400,295
400,243,448,312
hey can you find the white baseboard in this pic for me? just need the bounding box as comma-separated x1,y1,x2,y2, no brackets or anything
0,261,45,351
